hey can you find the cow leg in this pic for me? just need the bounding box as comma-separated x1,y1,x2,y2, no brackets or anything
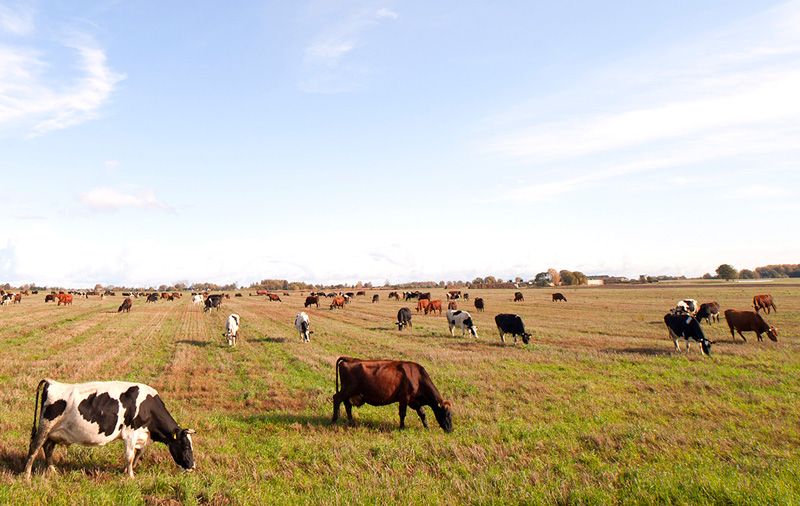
756,332,763,342
132,448,145,469
737,330,747,342
414,406,429,429
398,402,407,429
43,439,57,473
24,426,52,481
331,394,342,424
124,440,137,477
497,328,505,343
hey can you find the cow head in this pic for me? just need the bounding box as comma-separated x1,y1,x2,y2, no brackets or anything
433,401,453,433
700,339,714,356
395,321,407,331
521,332,531,345
168,428,196,471
767,327,778,342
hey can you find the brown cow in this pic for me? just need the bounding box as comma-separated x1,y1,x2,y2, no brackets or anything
161,293,169,299
448,301,457,310
330,296,345,310
425,300,442,316
356,291,366,297
513,292,524,302
416,299,430,313
305,296,320,308
331,356,453,432
268,293,282,302
56,294,73,306
13,293,22,304
419,292,431,301
724,309,778,342
388,292,400,300
45,294,56,303
118,297,133,313
372,294,379,303
753,294,777,314
256,290,268,296
552,293,567,302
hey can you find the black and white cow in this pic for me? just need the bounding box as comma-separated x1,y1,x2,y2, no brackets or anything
225,314,240,346
495,314,531,344
663,313,713,355
675,299,699,315
395,307,413,331
24,379,195,480
295,312,312,342
203,295,223,313
446,310,478,338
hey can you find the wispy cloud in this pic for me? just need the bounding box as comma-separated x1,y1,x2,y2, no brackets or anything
482,1,800,201
78,187,174,213
0,14,125,137
300,2,398,92
0,4,34,35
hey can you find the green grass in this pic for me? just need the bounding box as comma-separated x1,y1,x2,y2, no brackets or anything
0,282,798,505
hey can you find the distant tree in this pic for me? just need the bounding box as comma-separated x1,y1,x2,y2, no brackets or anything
560,270,576,286
473,277,484,284
534,272,551,287
739,269,757,279
384,279,391,287
158,284,167,291
716,264,738,281
484,276,497,284
702,273,714,279
572,271,587,285
547,268,560,286
364,282,373,288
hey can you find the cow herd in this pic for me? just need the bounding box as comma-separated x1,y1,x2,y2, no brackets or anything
664,294,779,356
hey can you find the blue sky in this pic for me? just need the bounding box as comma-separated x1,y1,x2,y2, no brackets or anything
1,1,798,288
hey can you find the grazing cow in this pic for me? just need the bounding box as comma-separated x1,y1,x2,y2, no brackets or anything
23,379,195,480
372,294,379,303
327,292,337,298
330,296,345,310
1,293,12,306
146,293,158,304
753,294,777,314
513,292,524,302
234,293,242,297
268,293,281,302
44,294,56,303
331,357,453,432
161,293,169,300
57,294,73,306
295,312,312,342
395,308,413,331
118,297,133,313
356,291,366,297
224,314,240,346
447,290,461,300
345,292,355,298
13,293,22,304
416,299,430,313
283,292,290,296
474,298,484,312
448,301,457,310
695,302,721,324
446,310,478,338
192,294,203,305
203,295,223,313
724,310,778,342
426,300,442,316
256,290,268,296
419,292,431,301
388,292,400,300
675,299,699,315
495,314,531,344
552,293,567,302
463,293,469,301
305,296,320,308
663,313,713,355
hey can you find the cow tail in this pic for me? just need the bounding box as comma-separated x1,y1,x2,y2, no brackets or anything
31,379,47,439
335,357,345,393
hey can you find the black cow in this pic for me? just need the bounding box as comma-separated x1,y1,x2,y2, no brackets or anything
695,302,720,324
372,294,379,303
24,379,195,480
203,295,223,313
331,357,452,432
495,314,531,344
395,307,412,331
146,293,158,303
118,297,133,313
664,313,713,355
474,298,484,312
552,293,567,302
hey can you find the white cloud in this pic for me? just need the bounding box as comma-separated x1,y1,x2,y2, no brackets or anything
376,8,398,19
77,187,174,213
0,29,125,136
0,4,34,35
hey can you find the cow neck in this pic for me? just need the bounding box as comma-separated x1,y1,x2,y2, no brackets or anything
134,395,181,444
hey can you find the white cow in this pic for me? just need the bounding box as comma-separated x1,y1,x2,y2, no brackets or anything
446,310,478,338
675,299,699,315
192,294,203,305
295,312,312,342
225,314,240,346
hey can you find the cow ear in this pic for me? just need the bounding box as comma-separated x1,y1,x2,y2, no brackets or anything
173,428,181,440
184,429,196,435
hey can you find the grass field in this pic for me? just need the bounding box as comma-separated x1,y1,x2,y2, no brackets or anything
0,282,798,505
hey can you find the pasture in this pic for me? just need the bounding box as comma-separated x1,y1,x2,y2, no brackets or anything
0,282,798,505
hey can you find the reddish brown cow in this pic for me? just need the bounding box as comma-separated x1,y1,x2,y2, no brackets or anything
513,292,524,302
753,294,777,314
305,296,320,308
448,301,457,310
425,300,442,316
13,293,22,304
331,356,453,432
416,299,430,313
161,293,169,299
56,294,73,306
356,291,366,297
552,293,567,302
268,294,282,302
725,309,778,342
256,290,268,296
330,296,345,310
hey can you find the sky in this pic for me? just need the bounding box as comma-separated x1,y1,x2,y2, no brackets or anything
1,0,798,288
